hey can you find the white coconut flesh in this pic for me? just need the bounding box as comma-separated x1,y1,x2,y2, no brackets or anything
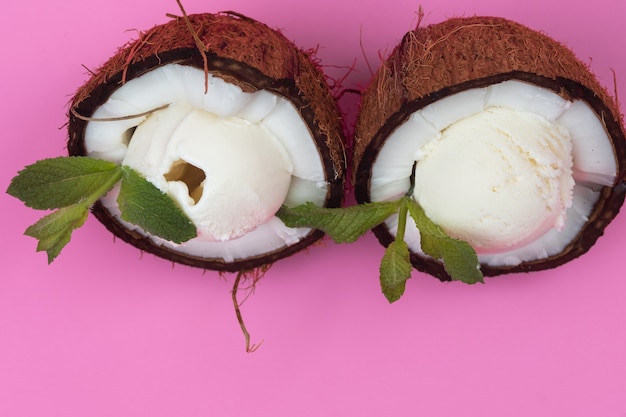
370,80,618,267
83,63,328,262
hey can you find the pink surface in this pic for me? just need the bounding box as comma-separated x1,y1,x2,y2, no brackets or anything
1,0,625,416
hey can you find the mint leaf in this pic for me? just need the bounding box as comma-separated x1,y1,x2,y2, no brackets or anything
380,239,412,303
435,239,483,284
24,204,89,263
276,201,400,243
7,157,121,210
406,198,483,284
118,166,197,244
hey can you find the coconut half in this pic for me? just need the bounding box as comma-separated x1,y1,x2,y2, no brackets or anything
354,16,626,281
68,12,346,271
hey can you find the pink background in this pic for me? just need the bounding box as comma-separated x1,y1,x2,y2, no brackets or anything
1,0,626,415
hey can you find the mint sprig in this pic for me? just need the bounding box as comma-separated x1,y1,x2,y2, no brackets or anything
7,156,197,263
277,195,484,302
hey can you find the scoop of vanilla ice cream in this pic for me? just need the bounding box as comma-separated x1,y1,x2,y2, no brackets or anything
122,101,293,242
412,106,574,253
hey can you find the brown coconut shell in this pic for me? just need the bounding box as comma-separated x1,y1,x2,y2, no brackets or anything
67,12,346,272
354,16,626,281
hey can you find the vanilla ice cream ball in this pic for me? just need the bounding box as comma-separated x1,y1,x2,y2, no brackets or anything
412,107,574,253
122,101,294,242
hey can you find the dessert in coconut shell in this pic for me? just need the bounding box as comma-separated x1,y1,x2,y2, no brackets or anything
354,16,626,281
66,12,346,272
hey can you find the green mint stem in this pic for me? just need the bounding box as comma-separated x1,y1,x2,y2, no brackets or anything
396,197,409,242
